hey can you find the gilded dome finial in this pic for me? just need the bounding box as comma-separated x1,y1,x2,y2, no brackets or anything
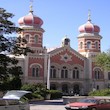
30,0,33,13
88,9,91,21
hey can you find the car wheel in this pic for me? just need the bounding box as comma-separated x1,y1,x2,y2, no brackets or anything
91,108,97,110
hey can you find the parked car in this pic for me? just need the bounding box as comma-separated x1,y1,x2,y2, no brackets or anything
0,90,31,110
65,98,110,110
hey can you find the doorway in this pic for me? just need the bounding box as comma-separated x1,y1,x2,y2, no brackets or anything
73,84,80,95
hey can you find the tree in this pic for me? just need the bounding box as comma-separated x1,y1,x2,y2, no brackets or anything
95,51,110,71
0,8,33,91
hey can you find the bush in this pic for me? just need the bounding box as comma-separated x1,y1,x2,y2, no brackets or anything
46,90,62,99
21,83,47,100
21,84,62,100
89,89,110,96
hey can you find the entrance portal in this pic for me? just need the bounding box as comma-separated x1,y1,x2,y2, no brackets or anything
73,84,80,95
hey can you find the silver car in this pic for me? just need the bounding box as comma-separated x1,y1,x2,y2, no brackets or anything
0,90,31,110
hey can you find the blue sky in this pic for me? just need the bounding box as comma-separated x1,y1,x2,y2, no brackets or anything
1,0,110,52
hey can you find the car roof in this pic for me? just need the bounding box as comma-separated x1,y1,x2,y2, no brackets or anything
2,90,31,100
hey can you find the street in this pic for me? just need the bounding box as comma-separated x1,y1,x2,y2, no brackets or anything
30,99,66,110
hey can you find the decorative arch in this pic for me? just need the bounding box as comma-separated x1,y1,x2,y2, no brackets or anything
31,64,41,77
50,62,60,68
72,64,83,79
61,66,68,78
61,63,72,69
34,34,39,44
24,33,31,42
30,63,43,68
93,67,103,71
50,65,56,78
50,63,60,78
80,41,83,49
86,40,92,49
94,41,99,49
73,64,83,71
93,67,103,79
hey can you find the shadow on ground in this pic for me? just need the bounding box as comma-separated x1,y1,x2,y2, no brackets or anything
30,99,64,105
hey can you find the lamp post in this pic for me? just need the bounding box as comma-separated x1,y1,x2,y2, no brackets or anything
47,54,50,90
39,53,51,90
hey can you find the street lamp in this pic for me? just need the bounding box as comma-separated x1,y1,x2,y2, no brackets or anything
47,54,50,90
39,53,51,90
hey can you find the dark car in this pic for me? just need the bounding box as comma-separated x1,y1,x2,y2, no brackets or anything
65,98,110,110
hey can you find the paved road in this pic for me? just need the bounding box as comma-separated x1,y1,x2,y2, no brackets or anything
30,99,66,110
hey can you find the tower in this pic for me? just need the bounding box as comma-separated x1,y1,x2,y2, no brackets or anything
77,11,102,58
18,2,45,54
17,2,46,84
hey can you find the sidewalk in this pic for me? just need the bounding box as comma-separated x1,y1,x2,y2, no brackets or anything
30,99,65,110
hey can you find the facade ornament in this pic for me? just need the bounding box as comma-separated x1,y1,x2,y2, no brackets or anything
60,53,72,62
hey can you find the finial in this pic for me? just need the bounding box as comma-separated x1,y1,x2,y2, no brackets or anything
65,35,68,38
88,9,91,21
30,0,33,13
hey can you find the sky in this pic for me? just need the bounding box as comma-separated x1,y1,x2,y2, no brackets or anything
0,0,110,52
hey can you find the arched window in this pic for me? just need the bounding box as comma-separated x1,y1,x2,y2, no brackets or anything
34,35,38,44
32,65,40,77
95,42,99,49
61,66,68,78
50,66,56,78
80,42,83,49
87,41,91,49
94,68,103,80
72,67,79,79
25,34,29,42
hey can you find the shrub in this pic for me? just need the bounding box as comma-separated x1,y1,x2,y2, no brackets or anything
21,83,47,100
89,89,110,96
46,90,62,99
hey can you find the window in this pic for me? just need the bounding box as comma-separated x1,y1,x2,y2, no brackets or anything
32,65,40,77
80,42,83,49
25,35,29,42
95,42,99,49
72,67,79,79
94,69,103,80
61,66,68,78
87,41,91,49
50,66,56,78
34,35,38,44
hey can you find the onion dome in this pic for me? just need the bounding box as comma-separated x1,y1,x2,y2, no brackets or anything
78,12,100,33
18,4,43,27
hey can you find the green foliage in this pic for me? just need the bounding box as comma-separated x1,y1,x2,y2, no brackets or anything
21,83,62,100
47,90,62,99
0,7,33,91
89,89,110,96
21,83,46,100
95,52,110,71
0,77,21,91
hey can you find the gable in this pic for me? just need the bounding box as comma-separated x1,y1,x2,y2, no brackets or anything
47,46,86,66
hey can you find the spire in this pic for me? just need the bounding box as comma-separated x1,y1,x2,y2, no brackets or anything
29,0,33,13
88,10,91,22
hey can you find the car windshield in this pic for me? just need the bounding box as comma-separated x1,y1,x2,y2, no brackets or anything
78,99,98,103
